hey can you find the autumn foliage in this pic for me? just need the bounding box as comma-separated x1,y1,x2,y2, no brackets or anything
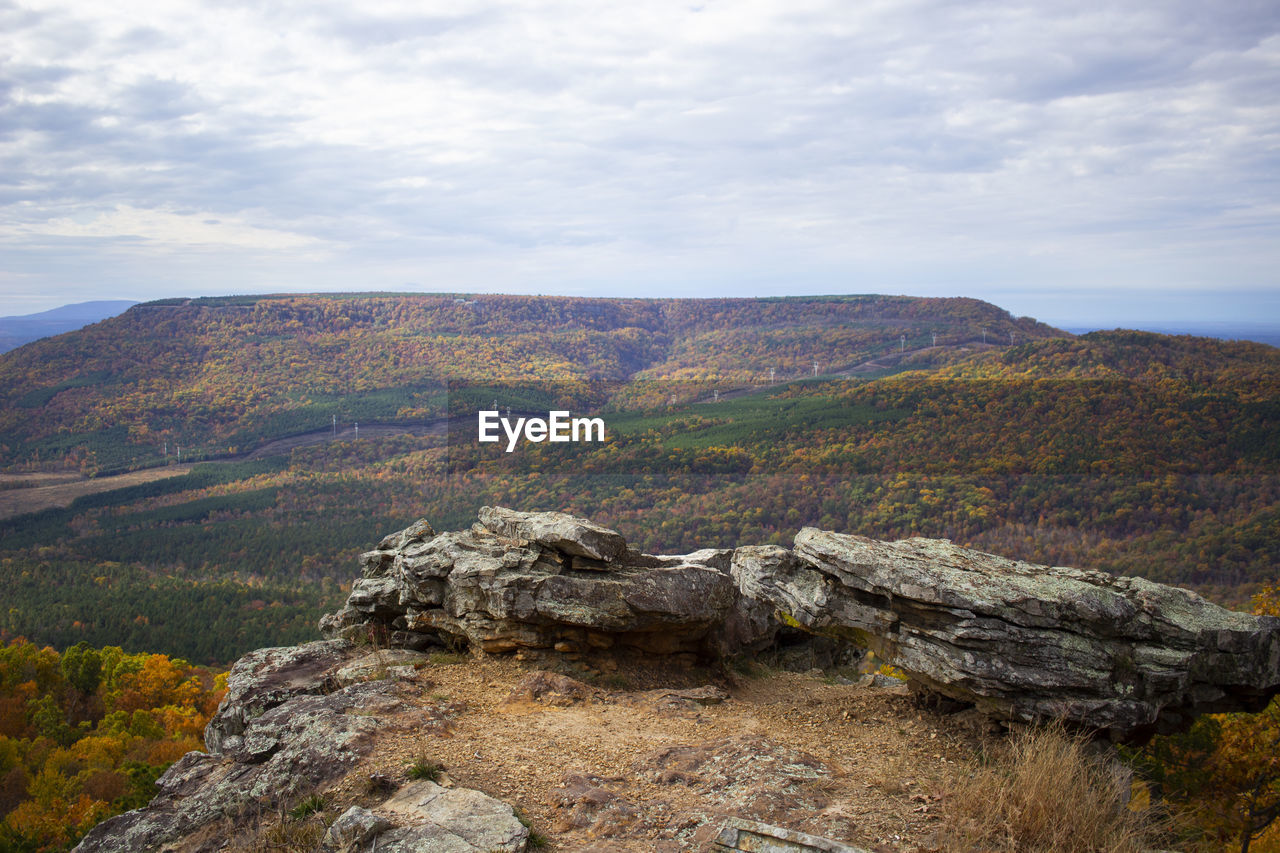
0,638,224,852
1126,587,1280,852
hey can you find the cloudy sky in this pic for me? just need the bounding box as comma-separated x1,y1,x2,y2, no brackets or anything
2,0,1278,327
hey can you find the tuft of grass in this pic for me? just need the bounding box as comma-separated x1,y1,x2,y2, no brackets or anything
257,818,325,851
515,808,549,849
427,651,466,665
407,756,445,782
941,722,1164,852
287,793,326,820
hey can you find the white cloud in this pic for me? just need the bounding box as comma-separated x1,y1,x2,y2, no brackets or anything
0,0,1277,323
13,205,320,250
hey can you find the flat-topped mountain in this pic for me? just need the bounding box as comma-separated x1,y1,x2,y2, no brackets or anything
0,293,1058,472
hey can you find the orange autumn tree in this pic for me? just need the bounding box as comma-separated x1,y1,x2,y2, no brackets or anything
0,639,225,852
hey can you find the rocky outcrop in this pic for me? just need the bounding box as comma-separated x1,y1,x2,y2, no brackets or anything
319,508,1280,742
734,529,1280,742
73,639,527,853
321,506,774,657
75,644,400,851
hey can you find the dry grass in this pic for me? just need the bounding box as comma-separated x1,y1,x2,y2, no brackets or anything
941,723,1162,852
0,466,190,519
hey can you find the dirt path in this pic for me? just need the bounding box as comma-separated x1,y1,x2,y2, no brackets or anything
0,465,192,521
241,419,448,459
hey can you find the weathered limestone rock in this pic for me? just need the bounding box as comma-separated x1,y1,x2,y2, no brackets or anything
478,505,627,561
735,528,1280,742
332,649,431,687
73,639,524,853
324,806,392,849
713,817,870,853
322,508,767,657
376,780,529,852
204,639,352,755
73,679,396,852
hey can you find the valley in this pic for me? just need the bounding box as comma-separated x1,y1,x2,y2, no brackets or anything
0,294,1274,666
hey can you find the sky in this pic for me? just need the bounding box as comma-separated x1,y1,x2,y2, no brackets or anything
2,0,1278,328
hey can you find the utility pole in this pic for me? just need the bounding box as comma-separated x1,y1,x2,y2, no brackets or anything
332,414,336,436
900,334,905,352
354,423,359,440
769,368,775,385
932,332,937,346
982,328,987,344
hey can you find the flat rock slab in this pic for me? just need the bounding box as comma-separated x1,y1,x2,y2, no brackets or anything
479,505,627,561
713,817,870,852
378,780,529,852
322,509,751,657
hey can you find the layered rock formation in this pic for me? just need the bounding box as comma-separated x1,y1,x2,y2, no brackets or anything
327,508,1280,742
734,529,1280,742
320,506,772,658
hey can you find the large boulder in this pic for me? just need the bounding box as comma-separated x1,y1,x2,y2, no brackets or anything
322,508,769,657
734,528,1280,742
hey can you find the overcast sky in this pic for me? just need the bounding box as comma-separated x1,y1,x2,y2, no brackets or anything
2,0,1278,326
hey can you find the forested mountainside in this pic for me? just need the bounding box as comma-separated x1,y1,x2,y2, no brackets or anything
0,295,1275,665
0,293,1054,474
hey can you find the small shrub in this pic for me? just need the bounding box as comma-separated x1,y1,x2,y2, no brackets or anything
941,722,1162,852
877,662,908,680
287,793,326,820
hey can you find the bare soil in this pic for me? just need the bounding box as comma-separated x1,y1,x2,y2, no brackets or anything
318,654,989,852
0,465,192,520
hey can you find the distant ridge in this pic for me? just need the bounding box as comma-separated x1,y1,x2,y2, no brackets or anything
0,299,138,353
0,292,1063,472
1064,322,1280,348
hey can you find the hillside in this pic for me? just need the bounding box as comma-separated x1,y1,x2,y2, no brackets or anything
0,293,1055,474
0,295,1275,665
